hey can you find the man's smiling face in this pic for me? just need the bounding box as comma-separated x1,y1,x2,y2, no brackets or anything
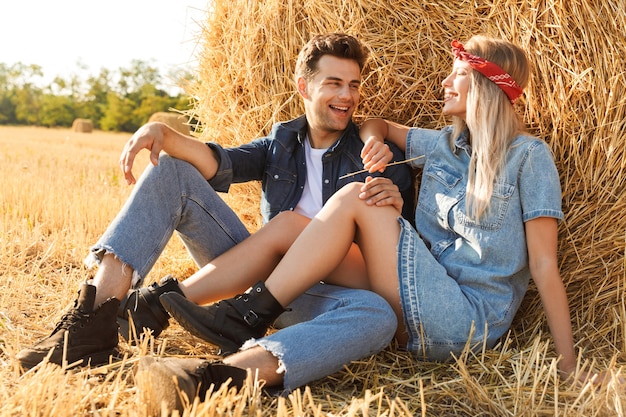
299,54,361,147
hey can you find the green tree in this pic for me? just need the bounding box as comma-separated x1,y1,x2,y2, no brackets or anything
0,63,45,125
100,92,135,132
0,59,191,130
39,94,76,127
0,63,16,123
82,68,113,129
13,83,42,125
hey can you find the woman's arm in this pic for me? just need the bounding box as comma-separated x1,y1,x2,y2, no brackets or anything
524,217,577,377
360,118,411,173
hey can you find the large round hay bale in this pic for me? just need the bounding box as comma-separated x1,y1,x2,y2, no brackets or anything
148,112,190,135
192,0,626,362
71,118,93,133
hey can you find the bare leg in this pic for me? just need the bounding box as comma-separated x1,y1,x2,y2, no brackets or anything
222,184,405,386
94,209,369,308
178,211,360,305
90,212,310,307
324,243,369,289
263,183,404,336
179,210,370,305
224,346,283,386
92,254,133,306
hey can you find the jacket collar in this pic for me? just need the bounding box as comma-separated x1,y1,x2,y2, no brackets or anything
454,129,472,157
274,115,357,153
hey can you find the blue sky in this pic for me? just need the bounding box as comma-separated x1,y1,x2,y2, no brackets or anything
2,0,209,92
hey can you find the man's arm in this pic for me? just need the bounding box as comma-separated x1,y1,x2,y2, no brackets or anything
120,122,219,185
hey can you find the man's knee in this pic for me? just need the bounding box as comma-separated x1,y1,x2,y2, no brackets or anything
152,154,186,174
321,286,398,348
350,289,397,343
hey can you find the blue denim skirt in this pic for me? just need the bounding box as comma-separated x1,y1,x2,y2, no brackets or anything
396,218,512,362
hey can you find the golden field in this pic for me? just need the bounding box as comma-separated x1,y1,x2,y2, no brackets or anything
0,125,624,416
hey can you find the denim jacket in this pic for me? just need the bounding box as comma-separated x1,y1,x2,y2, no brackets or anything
399,126,563,356
206,115,414,223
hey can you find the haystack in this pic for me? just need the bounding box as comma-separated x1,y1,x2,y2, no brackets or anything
71,118,93,133
148,111,190,135
182,0,625,413
191,0,625,348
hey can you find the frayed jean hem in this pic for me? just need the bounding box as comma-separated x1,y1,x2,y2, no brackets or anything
84,246,143,288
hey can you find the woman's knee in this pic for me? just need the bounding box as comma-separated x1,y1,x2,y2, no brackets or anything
327,182,364,207
268,212,310,235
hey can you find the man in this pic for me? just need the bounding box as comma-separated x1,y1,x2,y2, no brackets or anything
17,33,413,383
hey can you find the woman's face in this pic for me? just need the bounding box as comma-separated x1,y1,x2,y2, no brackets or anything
441,59,471,119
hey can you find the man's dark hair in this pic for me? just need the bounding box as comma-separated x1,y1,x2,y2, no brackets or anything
295,33,369,80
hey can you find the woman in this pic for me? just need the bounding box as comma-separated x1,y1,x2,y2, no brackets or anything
161,35,578,378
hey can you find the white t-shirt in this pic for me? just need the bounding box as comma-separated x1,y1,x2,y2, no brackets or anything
294,137,327,219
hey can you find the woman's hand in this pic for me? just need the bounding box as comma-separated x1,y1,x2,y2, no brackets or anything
359,118,411,173
361,137,393,173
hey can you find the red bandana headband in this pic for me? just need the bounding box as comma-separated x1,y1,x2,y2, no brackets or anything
451,40,523,104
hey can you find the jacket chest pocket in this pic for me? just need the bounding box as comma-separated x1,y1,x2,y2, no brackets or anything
417,163,462,217
455,180,515,231
418,163,515,231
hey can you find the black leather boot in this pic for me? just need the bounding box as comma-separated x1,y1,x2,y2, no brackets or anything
135,356,247,415
17,282,119,369
160,281,285,356
117,275,184,341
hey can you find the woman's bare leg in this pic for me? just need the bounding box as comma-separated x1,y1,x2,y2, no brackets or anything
179,211,310,305
263,183,404,330
324,243,369,289
179,210,370,305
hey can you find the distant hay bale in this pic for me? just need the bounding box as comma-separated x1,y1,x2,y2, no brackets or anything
192,0,626,360
71,118,93,133
148,112,190,135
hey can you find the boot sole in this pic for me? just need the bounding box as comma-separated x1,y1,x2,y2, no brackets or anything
159,293,240,356
19,347,120,370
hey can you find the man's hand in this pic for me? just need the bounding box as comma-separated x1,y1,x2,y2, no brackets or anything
119,122,166,185
361,137,393,173
359,176,403,213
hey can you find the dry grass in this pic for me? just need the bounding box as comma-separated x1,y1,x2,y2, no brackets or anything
3,0,626,414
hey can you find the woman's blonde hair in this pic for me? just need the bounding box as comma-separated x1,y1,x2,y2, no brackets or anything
451,35,530,220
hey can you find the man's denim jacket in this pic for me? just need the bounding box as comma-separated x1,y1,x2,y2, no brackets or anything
207,115,415,223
